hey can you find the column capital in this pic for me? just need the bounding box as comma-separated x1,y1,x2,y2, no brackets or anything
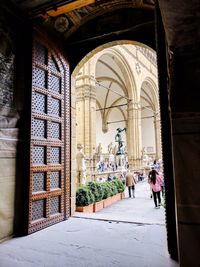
75,75,96,87
128,101,141,111
76,84,96,100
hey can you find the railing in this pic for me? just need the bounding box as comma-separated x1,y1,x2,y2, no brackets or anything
91,168,147,182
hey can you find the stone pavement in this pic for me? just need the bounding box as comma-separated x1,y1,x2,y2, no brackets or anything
0,180,179,267
74,179,165,225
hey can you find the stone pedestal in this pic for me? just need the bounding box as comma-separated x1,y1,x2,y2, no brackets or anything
116,154,126,171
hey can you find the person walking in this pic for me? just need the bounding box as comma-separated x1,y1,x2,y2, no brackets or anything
148,167,159,198
125,170,137,198
149,169,163,208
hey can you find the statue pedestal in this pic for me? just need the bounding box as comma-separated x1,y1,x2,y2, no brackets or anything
116,154,126,171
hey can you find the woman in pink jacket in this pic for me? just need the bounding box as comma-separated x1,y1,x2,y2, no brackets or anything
149,169,163,208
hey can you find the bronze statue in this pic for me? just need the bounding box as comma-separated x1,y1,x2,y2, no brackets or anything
115,127,126,155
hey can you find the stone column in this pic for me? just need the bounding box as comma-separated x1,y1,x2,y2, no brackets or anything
83,85,96,156
75,68,96,179
154,116,162,160
137,103,143,167
127,102,142,168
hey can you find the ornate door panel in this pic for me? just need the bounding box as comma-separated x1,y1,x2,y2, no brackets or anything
28,36,70,234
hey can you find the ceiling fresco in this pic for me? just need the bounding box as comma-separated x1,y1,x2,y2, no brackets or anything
11,0,155,39
7,0,156,68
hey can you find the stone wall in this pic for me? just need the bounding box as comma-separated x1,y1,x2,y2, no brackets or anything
0,128,18,242
0,13,17,241
0,5,23,242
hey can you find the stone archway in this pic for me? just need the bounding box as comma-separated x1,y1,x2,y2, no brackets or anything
71,40,160,190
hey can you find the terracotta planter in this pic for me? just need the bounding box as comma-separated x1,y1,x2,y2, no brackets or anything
93,200,104,212
103,197,112,208
116,193,121,201
110,195,116,204
76,203,94,213
111,193,120,203
120,191,125,199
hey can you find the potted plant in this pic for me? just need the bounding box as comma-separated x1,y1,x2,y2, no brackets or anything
87,181,104,212
112,179,125,199
101,181,113,208
101,182,111,199
76,185,95,212
110,180,121,202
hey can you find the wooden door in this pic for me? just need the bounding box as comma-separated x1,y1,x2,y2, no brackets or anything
28,35,70,234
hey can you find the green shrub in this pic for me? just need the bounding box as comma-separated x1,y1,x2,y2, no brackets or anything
76,179,123,206
106,180,118,196
111,180,118,195
76,186,95,207
101,182,112,199
87,181,104,202
106,181,113,196
112,179,125,193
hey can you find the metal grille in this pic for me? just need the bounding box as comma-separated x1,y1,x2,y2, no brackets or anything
35,42,47,65
51,98,61,117
33,146,46,164
51,122,61,139
50,74,61,93
50,56,59,72
33,172,46,192
34,67,47,89
32,199,45,221
33,119,46,138
50,196,60,215
51,147,61,164
33,93,47,114
50,171,60,189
